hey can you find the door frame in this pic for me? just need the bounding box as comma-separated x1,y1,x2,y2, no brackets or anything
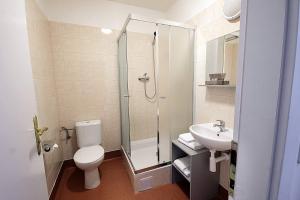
269,0,300,198
233,0,299,199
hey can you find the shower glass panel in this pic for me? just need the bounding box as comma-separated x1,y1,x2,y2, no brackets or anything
158,25,194,164
118,15,195,172
127,20,159,170
168,26,194,140
118,33,131,156
156,25,170,164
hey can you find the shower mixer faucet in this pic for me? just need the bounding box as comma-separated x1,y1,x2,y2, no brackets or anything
138,73,150,82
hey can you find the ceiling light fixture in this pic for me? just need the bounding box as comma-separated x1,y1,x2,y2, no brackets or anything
101,28,112,34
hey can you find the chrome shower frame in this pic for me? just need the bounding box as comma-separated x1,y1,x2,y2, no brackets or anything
117,14,196,42
118,13,197,172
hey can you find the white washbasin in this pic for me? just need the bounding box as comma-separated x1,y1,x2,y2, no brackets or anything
189,123,233,151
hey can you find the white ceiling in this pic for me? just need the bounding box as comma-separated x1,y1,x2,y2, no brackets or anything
107,0,177,11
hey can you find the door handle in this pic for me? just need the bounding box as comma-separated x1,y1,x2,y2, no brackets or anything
33,115,48,155
123,95,130,98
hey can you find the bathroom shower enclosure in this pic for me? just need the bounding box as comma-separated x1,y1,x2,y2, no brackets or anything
118,14,195,171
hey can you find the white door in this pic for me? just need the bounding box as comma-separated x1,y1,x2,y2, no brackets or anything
0,1,48,200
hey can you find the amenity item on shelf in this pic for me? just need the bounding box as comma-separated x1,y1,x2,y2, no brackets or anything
178,133,203,150
206,72,229,85
173,156,191,177
179,132,195,142
209,73,226,81
205,80,229,85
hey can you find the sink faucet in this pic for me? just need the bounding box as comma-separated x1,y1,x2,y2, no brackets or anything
213,120,225,132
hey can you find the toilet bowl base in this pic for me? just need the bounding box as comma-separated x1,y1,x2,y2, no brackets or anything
84,168,100,189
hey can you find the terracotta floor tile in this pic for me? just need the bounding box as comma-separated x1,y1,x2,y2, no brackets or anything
54,157,189,200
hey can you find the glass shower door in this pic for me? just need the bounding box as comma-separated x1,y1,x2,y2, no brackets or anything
158,25,195,164
157,25,170,163
126,21,159,170
118,33,131,156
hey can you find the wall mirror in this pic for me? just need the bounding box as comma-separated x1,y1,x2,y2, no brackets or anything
205,31,239,86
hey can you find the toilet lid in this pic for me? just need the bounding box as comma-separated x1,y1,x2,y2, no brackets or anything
74,145,104,164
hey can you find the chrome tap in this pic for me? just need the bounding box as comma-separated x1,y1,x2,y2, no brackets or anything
138,73,150,82
213,120,225,132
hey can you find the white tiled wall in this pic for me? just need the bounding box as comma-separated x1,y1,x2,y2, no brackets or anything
49,22,160,159
187,0,240,190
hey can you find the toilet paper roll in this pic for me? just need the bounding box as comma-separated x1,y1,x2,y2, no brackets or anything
53,143,59,149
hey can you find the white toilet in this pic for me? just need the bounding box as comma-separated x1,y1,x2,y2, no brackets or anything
74,120,104,189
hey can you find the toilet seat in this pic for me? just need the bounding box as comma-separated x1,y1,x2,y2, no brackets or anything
74,145,104,164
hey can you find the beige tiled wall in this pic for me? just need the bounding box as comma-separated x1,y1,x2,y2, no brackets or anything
25,0,63,194
127,32,158,141
224,39,238,86
187,0,240,190
26,0,238,192
49,23,157,155
49,22,121,160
